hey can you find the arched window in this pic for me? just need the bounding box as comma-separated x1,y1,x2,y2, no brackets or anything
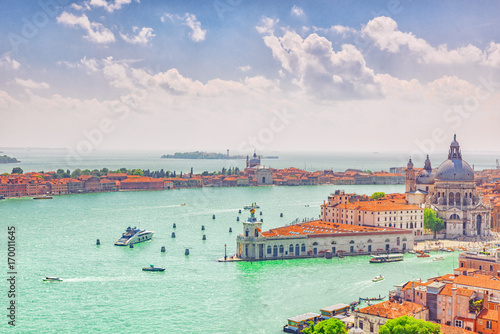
450,214,460,220
410,222,413,228
279,245,284,253
295,244,300,255
245,229,249,237
289,244,294,253
273,245,278,257
449,193,454,205
301,244,306,252
456,192,461,205
267,246,272,254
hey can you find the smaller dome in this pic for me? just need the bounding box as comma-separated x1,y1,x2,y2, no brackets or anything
407,158,414,169
417,169,436,185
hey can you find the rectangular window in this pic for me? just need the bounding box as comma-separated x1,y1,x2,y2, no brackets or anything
487,321,492,329
359,320,363,329
448,309,451,315
455,320,463,328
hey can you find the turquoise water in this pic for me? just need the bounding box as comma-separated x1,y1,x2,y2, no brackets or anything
0,184,459,333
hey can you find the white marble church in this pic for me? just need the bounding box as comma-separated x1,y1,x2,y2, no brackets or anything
405,135,491,238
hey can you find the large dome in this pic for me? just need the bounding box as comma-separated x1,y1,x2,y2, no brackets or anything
436,159,474,182
435,135,474,182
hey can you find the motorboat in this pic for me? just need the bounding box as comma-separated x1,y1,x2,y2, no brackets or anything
372,275,384,282
433,256,445,261
43,277,62,282
142,265,165,272
114,226,154,246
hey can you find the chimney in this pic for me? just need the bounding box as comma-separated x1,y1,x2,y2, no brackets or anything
484,291,489,310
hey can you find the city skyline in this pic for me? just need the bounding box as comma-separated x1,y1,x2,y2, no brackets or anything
1,1,500,154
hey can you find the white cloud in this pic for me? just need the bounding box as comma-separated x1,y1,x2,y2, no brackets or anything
87,0,135,13
120,26,155,44
71,3,84,10
291,6,304,17
258,19,381,99
161,13,206,42
57,12,115,44
15,78,50,89
238,65,251,72
183,13,206,42
313,25,357,37
363,16,500,67
0,54,20,70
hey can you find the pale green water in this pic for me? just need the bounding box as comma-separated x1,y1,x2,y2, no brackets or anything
1,184,458,333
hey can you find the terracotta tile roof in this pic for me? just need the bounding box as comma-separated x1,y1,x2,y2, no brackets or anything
478,308,498,321
440,324,475,334
401,281,430,291
357,300,425,319
454,274,500,291
261,220,409,238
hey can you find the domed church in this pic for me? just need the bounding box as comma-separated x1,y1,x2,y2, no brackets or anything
406,135,491,238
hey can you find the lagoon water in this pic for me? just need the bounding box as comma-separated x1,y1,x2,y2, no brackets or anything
1,182,462,333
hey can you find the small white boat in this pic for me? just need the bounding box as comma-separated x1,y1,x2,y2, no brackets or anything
433,256,445,261
372,275,384,282
43,277,62,282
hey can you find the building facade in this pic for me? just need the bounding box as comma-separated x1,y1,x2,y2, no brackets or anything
236,211,414,260
321,190,425,240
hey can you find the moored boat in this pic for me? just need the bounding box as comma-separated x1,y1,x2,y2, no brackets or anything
369,253,404,263
283,313,320,333
114,226,154,246
43,277,62,282
34,195,53,199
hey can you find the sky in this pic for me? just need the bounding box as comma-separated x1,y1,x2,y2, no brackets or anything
1,0,500,157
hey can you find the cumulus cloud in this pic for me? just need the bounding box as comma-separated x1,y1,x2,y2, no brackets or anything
0,54,20,70
57,12,115,44
120,26,155,44
238,65,251,72
291,6,304,17
161,13,206,42
87,0,135,13
363,16,500,67
313,25,357,37
257,18,381,99
15,78,50,89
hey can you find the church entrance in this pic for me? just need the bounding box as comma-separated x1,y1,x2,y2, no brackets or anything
477,215,482,235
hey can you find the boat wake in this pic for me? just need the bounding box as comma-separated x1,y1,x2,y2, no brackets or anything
63,276,142,283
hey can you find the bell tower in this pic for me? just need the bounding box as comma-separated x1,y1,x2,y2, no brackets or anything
405,158,416,193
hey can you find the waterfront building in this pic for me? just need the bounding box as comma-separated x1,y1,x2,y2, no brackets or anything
406,136,492,238
77,175,101,192
353,300,428,334
120,176,164,190
235,210,414,260
321,190,425,240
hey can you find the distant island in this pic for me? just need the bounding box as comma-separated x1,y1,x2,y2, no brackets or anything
0,155,20,164
161,151,278,159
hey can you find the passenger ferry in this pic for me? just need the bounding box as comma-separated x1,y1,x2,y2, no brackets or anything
369,253,404,263
244,202,260,209
114,227,154,246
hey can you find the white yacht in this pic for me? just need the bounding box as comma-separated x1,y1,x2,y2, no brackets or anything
114,227,154,246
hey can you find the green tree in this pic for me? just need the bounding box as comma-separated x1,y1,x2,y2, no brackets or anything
120,168,127,174
71,169,82,179
100,168,109,175
379,316,440,334
11,167,23,174
424,208,444,238
82,169,91,175
302,318,347,334
370,192,386,200
132,169,144,176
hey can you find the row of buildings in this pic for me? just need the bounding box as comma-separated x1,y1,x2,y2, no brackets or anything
353,248,500,334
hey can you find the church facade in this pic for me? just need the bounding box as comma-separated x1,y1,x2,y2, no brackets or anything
405,136,491,238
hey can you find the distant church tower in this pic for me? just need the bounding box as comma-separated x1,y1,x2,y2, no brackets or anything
405,158,416,193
